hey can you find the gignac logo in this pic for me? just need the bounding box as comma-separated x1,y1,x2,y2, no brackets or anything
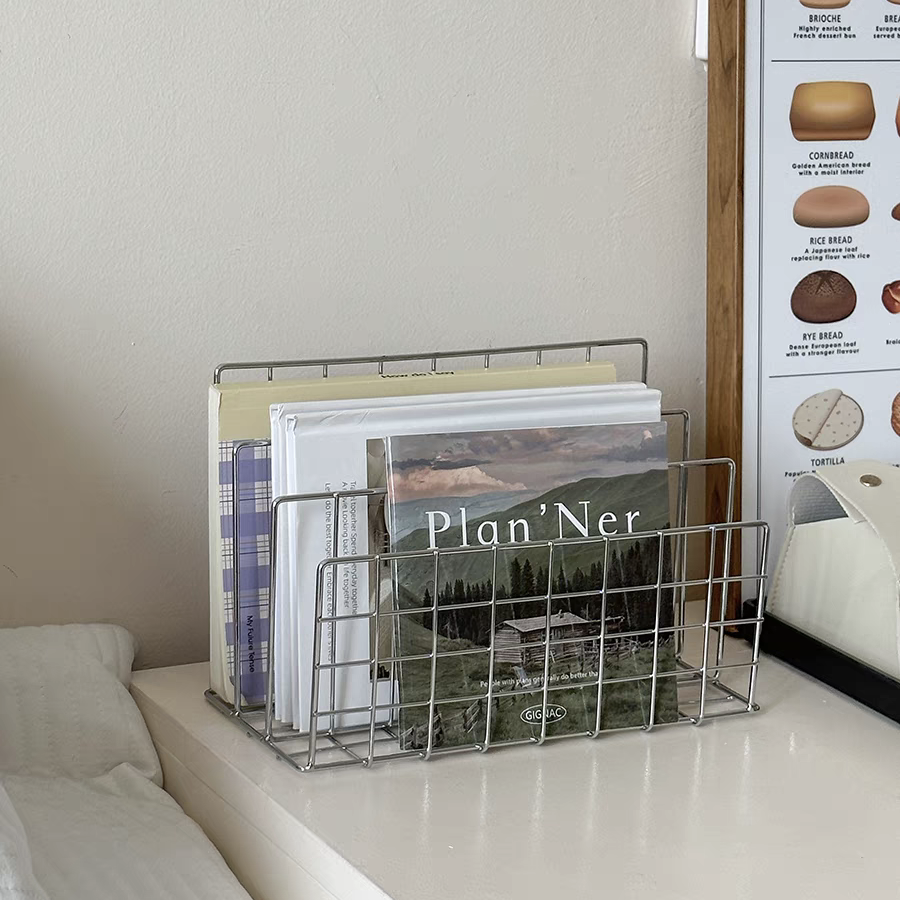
520,704,567,726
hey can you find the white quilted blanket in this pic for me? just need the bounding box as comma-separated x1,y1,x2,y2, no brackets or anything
0,778,47,900
2,766,249,900
0,625,250,900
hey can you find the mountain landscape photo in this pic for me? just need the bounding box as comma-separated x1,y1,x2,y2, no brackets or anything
384,422,679,749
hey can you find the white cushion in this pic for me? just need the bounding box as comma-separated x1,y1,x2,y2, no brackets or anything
0,625,161,783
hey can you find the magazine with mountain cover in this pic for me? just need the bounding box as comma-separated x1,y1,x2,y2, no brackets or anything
384,422,677,750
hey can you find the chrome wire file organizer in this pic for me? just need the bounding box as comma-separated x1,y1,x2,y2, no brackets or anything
206,339,770,771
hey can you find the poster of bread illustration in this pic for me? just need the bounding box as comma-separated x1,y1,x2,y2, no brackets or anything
743,2,900,579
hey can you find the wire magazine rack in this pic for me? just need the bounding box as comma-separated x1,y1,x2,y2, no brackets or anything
206,338,770,771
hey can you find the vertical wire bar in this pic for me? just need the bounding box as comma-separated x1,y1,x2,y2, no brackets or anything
746,525,770,711
366,558,383,765
389,555,400,726
673,413,690,662
591,539,611,737
479,547,499,752
423,550,442,760
483,353,490,368
322,364,329,378
265,499,281,739
329,494,341,734
714,462,737,672
585,345,592,362
307,565,329,769
430,357,438,372
645,533,666,732
537,543,556,744
695,527,719,725
378,361,384,375
535,349,543,366
231,445,243,715
266,366,274,381
673,464,689,661
677,410,691,466
677,469,689,619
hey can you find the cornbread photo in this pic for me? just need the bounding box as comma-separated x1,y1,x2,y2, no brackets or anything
790,82,875,141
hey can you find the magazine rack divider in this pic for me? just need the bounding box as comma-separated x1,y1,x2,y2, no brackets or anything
206,338,770,771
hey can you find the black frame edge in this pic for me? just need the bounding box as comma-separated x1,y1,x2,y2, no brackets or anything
741,599,900,726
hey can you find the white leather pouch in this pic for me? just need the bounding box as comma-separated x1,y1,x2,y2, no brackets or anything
768,460,900,680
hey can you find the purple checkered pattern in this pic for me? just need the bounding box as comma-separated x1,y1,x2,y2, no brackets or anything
219,441,271,703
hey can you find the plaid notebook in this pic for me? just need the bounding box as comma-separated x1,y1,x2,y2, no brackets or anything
219,441,271,703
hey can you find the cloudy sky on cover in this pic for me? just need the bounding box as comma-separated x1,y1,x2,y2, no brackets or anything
388,423,667,501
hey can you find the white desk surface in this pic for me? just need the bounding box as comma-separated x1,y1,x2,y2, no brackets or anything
132,658,900,900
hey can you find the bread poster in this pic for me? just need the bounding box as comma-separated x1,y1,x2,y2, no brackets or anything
743,1,900,579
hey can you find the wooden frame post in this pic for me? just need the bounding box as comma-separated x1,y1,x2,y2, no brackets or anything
706,0,745,617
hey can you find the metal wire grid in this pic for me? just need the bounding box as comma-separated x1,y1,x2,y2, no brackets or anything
213,337,650,385
207,458,769,771
205,339,769,770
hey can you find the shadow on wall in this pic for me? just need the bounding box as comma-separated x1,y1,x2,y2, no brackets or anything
0,348,208,669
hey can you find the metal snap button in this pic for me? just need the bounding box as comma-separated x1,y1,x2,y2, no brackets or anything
860,474,882,487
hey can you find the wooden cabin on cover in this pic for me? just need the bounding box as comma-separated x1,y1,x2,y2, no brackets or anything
494,612,596,667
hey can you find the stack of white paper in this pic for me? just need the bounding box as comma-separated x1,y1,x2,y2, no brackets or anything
269,382,662,733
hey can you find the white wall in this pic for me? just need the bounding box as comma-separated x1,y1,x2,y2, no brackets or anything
0,2,707,668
